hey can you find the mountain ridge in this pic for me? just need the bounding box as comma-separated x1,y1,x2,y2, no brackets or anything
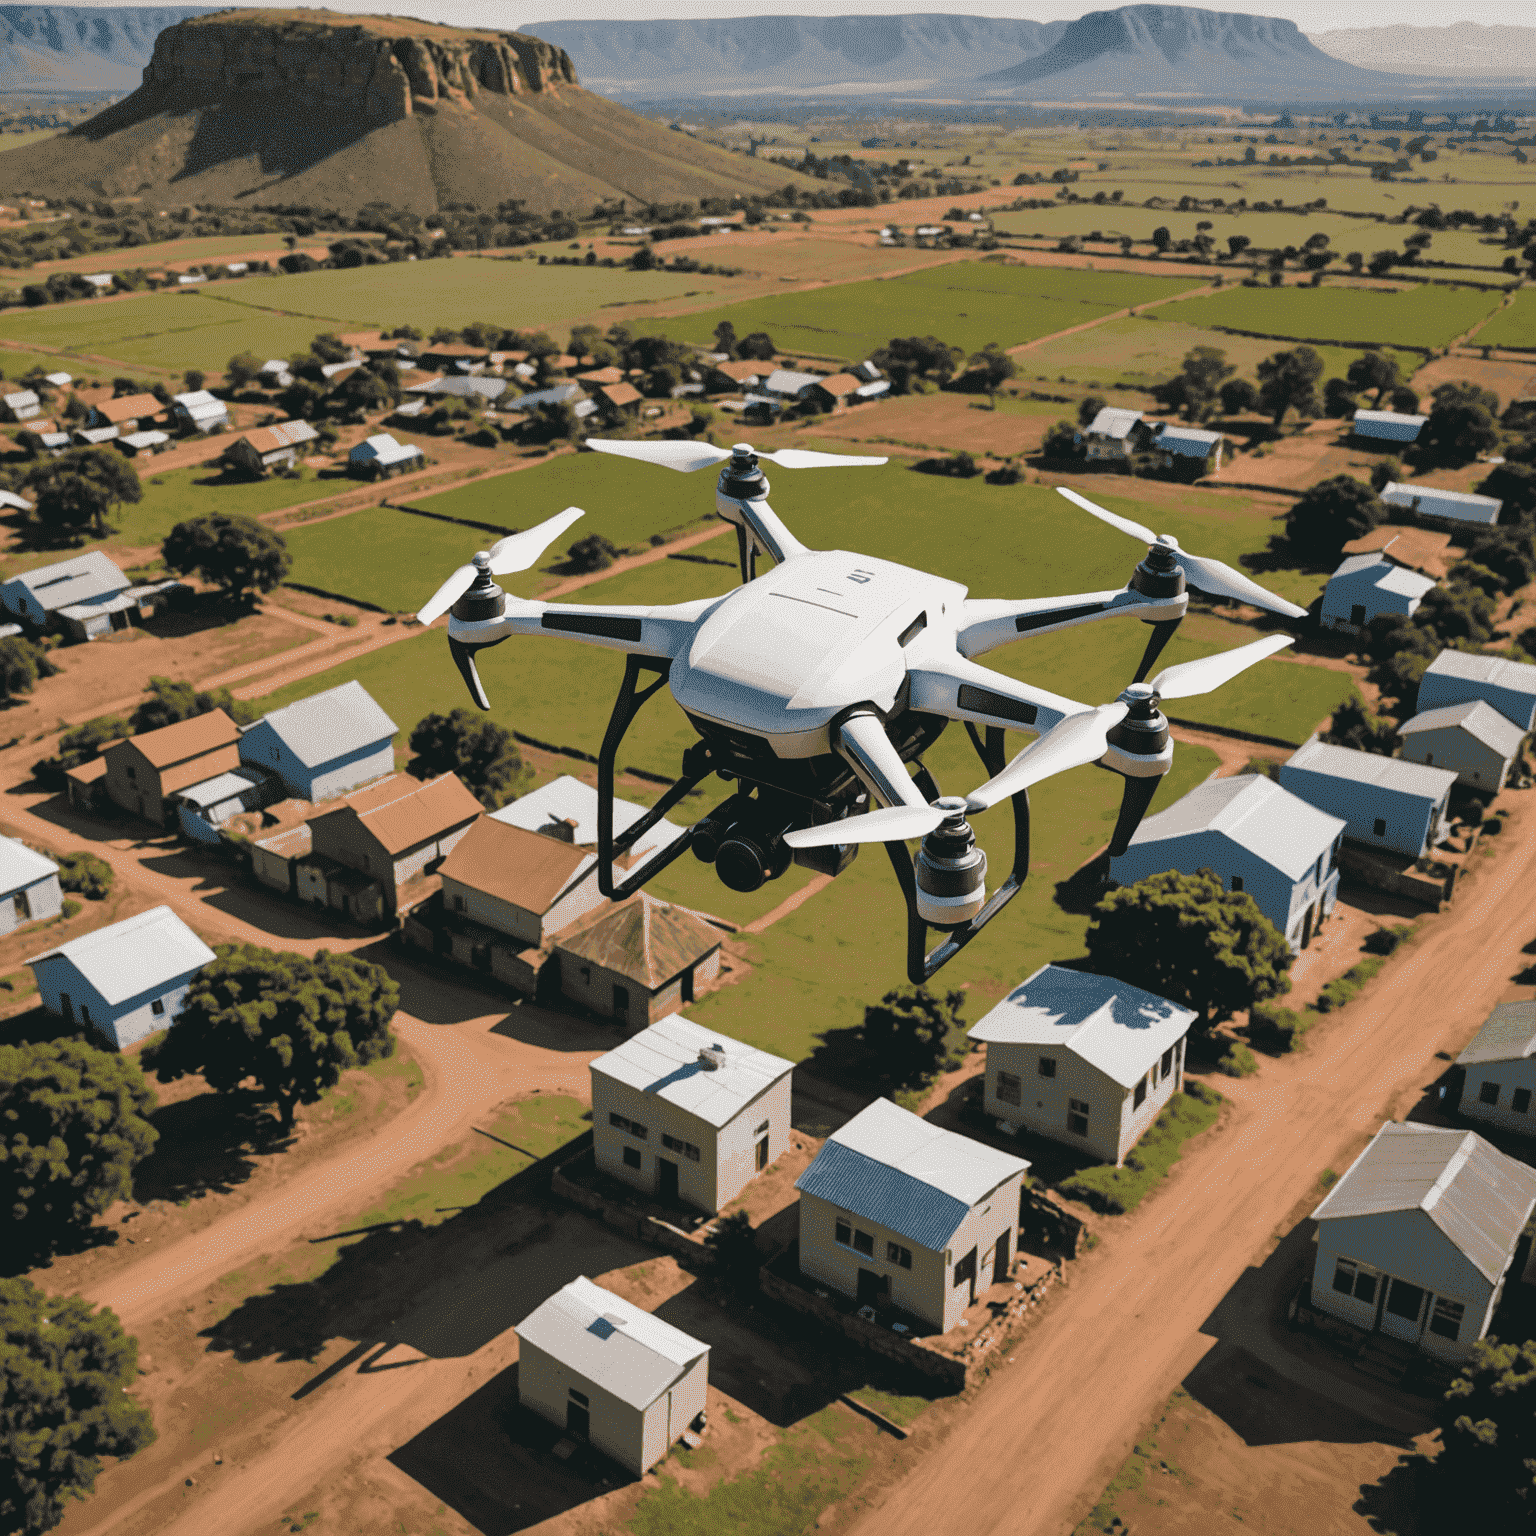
1309,22,1536,80
0,5,215,96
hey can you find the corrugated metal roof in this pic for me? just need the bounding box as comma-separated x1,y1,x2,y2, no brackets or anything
122,709,240,770
1158,426,1222,454
27,905,216,1006
0,836,56,894
174,766,273,810
1312,1121,1536,1284
4,550,128,612
795,1098,1029,1251
239,421,318,454
1457,1001,1536,1068
1424,649,1536,694
967,963,1194,1088
763,368,820,395
1398,700,1525,757
490,775,682,863
350,434,421,466
1354,409,1427,429
322,773,481,856
516,1275,707,1411
1087,406,1142,439
95,392,160,424
1283,739,1457,799
592,1013,793,1128
255,680,396,769
1124,774,1345,882
1382,482,1500,512
1327,553,1436,602
1339,526,1451,578
555,894,719,988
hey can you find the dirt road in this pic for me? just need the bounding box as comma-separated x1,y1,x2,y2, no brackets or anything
848,800,1536,1536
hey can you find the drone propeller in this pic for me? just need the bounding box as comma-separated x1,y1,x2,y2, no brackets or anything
1057,486,1308,620
1146,633,1295,700
587,439,887,473
417,505,586,625
783,801,948,850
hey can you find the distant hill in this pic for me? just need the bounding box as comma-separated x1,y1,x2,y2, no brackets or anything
0,9,817,214
978,5,1404,102
1310,22,1536,80
0,6,214,96
521,14,1069,97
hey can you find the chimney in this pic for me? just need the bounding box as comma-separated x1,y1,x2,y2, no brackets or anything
543,816,577,843
697,1046,726,1071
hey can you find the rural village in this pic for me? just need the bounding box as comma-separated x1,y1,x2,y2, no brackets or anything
2,8,1536,1536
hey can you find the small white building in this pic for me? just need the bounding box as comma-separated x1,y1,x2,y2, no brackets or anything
1397,700,1524,793
0,837,61,933
1310,1121,1536,1361
348,433,422,479
1351,408,1427,444
516,1275,709,1476
1319,553,1436,635
258,359,294,389
116,430,170,457
1080,406,1146,462
591,1013,794,1213
27,905,217,1049
1155,424,1223,472
1380,482,1502,527
490,774,684,883
1280,738,1456,859
0,550,129,630
1456,1001,1536,1136
239,679,397,801
1417,650,1536,734
795,1098,1030,1331
968,964,1194,1167
169,389,229,434
761,368,821,400
1,389,40,422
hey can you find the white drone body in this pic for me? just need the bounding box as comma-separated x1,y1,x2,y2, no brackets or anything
416,440,1306,980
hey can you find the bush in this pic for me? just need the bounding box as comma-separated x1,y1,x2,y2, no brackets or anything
915,451,979,478
57,851,113,900
984,460,1023,485
60,898,81,920
1248,1001,1310,1053
1314,955,1387,1013
1057,1085,1222,1215
564,534,618,573
704,1209,760,1292
1217,1043,1259,1077
1362,923,1415,956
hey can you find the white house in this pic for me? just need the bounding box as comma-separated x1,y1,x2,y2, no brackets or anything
795,1097,1030,1331
590,1013,794,1213
1155,424,1223,472
1456,1002,1536,1136
1319,553,1436,636
169,389,228,433
348,434,422,478
1380,482,1502,527
1110,774,1344,952
0,550,129,630
1280,739,1456,859
1397,700,1524,793
761,368,821,401
1351,409,1426,444
238,679,397,801
27,905,217,1049
516,1275,709,1475
1080,406,1147,462
968,964,1194,1167
1,389,41,422
0,837,61,933
1310,1121,1536,1361
1417,650,1536,733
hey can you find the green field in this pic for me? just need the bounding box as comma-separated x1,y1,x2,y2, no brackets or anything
641,262,1208,362
0,346,107,382
1154,282,1506,351
1472,290,1536,351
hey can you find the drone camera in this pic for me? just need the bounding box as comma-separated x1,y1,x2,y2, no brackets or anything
691,793,756,865
691,792,800,893
792,839,858,879
914,799,988,930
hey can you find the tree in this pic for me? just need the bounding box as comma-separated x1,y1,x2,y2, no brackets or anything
57,851,113,900
309,333,350,365
1389,385,1420,415
225,350,262,390
181,369,205,394
1465,523,1536,589
1421,380,1501,463
1227,234,1251,258
1257,346,1325,426
1077,395,1107,428
1434,1336,1536,1528
712,320,739,359
1085,869,1292,1031
1151,225,1172,253
1219,377,1259,417
568,323,603,364
0,637,55,701
1417,583,1496,646
0,1039,158,1259
407,710,523,807
23,448,141,540
1345,349,1400,407
143,946,398,1131
1041,420,1081,462
162,515,291,604
130,675,255,733
704,1209,760,1292
870,336,962,391
856,987,966,1088
1322,377,1358,418
737,331,776,361
0,1276,156,1534
277,378,326,422
565,533,618,573
32,713,129,790
1285,475,1383,563
1322,698,1397,755
1154,345,1233,421
961,342,1016,404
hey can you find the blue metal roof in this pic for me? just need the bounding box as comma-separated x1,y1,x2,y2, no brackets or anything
795,1139,970,1252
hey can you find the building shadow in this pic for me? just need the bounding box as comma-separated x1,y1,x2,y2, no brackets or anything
132,1089,295,1205
0,1005,82,1048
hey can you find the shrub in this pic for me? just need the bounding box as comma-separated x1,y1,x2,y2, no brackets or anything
1362,924,1415,956
1313,955,1387,1014
1248,1001,1310,1053
704,1209,760,1292
1217,1043,1259,1077
57,851,113,900
1057,1085,1222,1215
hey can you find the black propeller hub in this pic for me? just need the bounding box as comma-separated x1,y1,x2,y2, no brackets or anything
720,444,770,501
1128,540,1186,600
451,553,507,622
1106,684,1169,756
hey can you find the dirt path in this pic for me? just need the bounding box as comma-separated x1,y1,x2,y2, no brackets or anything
847,796,1536,1536
1005,282,1217,358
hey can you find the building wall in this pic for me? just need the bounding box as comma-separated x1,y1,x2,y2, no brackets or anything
440,858,600,948
251,845,295,894
1278,765,1443,859
642,1355,707,1473
1417,674,1536,734
239,723,395,802
0,871,62,934
1461,1058,1536,1135
1319,571,1421,634
30,958,202,1051
715,1070,791,1210
516,1336,649,1476
1400,726,1512,792
101,743,166,825
592,1075,721,1213
558,950,719,1028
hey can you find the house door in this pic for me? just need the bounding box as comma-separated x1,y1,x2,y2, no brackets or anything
954,1246,978,1306
1300,905,1314,949
856,1268,888,1308
994,1231,1011,1285
1349,604,1367,628
1380,1277,1427,1343
566,1400,590,1439
755,1137,768,1172
613,985,630,1023
657,1158,679,1203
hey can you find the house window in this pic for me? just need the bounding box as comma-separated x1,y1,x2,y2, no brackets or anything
853,1229,875,1257
12,891,29,922
1479,1081,1500,1107
1429,1297,1465,1341
1038,1056,1056,1079
1068,1098,1089,1136
610,1112,647,1140
81,1004,91,1025
125,764,136,782
1385,1278,1425,1323
835,1218,851,1247
1230,875,1244,892
887,1242,912,1269
997,1070,1022,1106
568,1387,589,1406
754,1120,770,1136
580,965,591,985
662,1133,701,1162
623,1146,641,1170
1513,1088,1532,1115
60,992,72,1021
1373,818,1386,837
151,999,165,1016
1424,753,1433,766
1133,1075,1148,1110
1332,1258,1378,1305
1161,1046,1174,1078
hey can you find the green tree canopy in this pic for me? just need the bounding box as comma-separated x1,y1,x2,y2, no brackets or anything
1435,1336,1536,1528
56,851,113,901
1153,345,1234,421
130,675,257,734
737,331,776,362
1257,346,1325,426
1284,474,1383,564
0,1276,156,1535
225,350,261,390
961,342,1017,402
143,946,398,1131
407,709,523,807
0,637,55,702
1345,349,1400,407
1085,869,1293,1030
162,514,291,604
1077,394,1107,428
22,448,141,541
1219,377,1259,417
1421,381,1501,464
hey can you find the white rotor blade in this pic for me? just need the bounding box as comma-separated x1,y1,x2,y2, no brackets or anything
1176,552,1309,619
760,448,888,470
783,804,946,849
487,505,587,575
417,563,478,626
586,438,732,473
1056,486,1156,544
1149,634,1295,701
965,702,1129,812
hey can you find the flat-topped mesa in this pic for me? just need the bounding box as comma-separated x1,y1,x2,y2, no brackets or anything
132,11,577,126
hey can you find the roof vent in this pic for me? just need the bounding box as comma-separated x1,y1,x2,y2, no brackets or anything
698,1046,726,1071
544,816,578,843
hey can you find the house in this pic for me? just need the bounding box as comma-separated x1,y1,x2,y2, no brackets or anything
85,393,161,433
250,823,312,897
854,379,891,402
761,368,821,401
239,680,397,801
257,359,294,389
42,372,71,389
702,360,767,394
407,375,507,403
795,1097,1030,1330
79,273,114,291
0,550,129,630
58,578,182,642
515,1276,708,1476
27,905,217,1050
1110,774,1344,952
505,382,582,414
594,382,642,418
1309,1121,1536,1361
1397,700,1524,793
175,271,205,285
1280,739,1456,858
116,430,171,458
490,775,684,874
1455,1002,1536,1136
101,710,242,826
804,372,863,411
1080,406,1149,462
967,964,1195,1167
1339,526,1452,580
169,389,228,434
302,772,481,922
1416,650,1536,733
576,365,625,387
553,892,721,1027
591,1014,794,1213
1380,482,1501,528
853,360,883,383
63,757,108,813
1,389,40,422
348,433,422,479
173,765,282,843
224,420,320,477
19,428,69,457
0,837,61,933
1319,553,1436,635
1351,408,1427,444
419,342,490,371
72,425,119,446
1154,425,1223,473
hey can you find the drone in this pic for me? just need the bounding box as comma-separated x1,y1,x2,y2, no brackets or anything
417,440,1307,982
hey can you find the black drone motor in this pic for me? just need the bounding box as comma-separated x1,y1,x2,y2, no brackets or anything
913,798,988,931
445,553,509,711
1102,683,1171,856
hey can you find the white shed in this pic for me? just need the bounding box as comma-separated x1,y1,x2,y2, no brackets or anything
1417,650,1536,733
1319,553,1435,635
516,1275,708,1475
1351,409,1426,444
1456,1001,1536,1136
0,837,61,933
1397,699,1524,792
1081,406,1145,461
591,1013,794,1213
1380,482,1501,527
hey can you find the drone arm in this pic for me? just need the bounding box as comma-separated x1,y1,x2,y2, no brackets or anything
833,710,932,809
716,493,806,568
450,597,718,661
955,588,1187,659
909,654,1085,737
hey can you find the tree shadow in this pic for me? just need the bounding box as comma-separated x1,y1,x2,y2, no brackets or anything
140,592,245,640
1053,850,1109,915
1354,1455,1444,1536
132,1089,294,1205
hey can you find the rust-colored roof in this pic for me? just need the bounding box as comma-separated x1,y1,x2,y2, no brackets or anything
327,773,482,855
812,372,862,397
555,892,720,989
96,392,161,424
118,709,240,770
423,343,490,359
597,382,642,408
1340,525,1453,579
578,366,625,385
65,757,108,786
709,360,766,383
437,816,590,914
550,354,579,370
160,744,242,795
336,331,382,349
238,420,319,454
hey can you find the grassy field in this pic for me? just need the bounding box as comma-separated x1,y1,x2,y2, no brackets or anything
640,261,1208,362
0,345,108,382
1473,290,1536,351
1155,282,1506,351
